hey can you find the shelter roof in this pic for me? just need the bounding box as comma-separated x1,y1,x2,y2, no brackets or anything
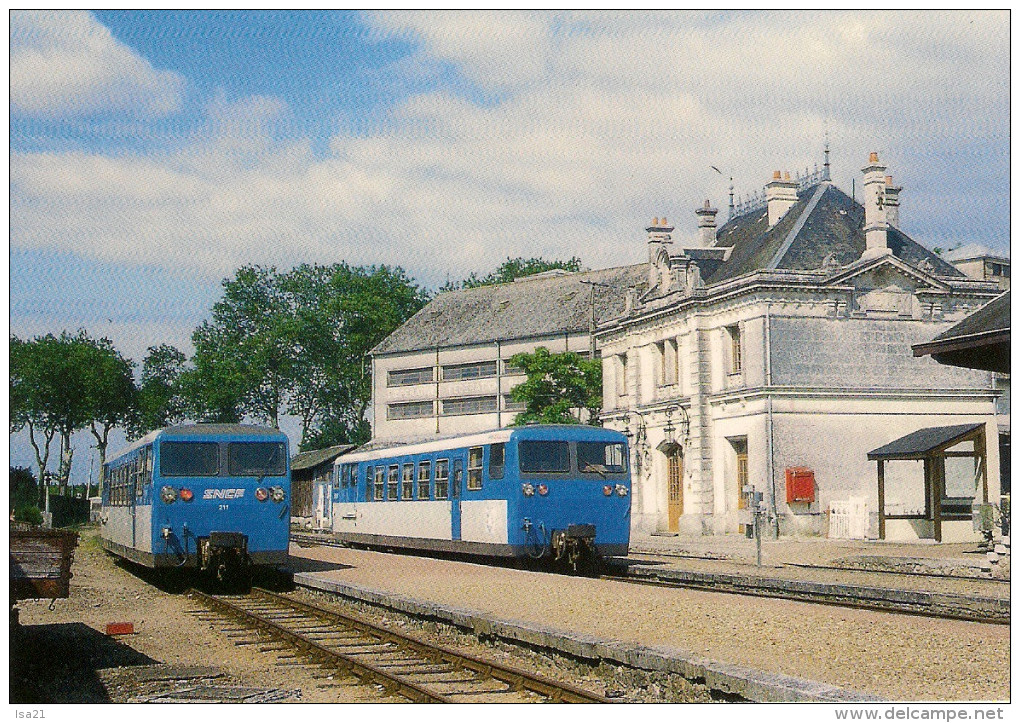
291,444,356,472
912,291,1010,373
867,423,984,461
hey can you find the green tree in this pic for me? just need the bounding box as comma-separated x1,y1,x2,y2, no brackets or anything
188,266,293,426
186,262,428,449
9,332,94,500
9,466,38,515
131,344,188,438
441,256,583,292
81,336,137,495
507,347,603,426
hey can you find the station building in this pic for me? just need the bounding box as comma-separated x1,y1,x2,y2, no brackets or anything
370,150,1006,542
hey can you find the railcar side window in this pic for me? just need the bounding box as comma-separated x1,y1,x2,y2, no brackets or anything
228,442,287,477
577,442,629,475
467,447,483,490
489,443,505,480
160,442,220,477
418,461,431,499
402,463,414,499
387,465,399,500
519,441,570,473
374,467,385,501
435,459,450,499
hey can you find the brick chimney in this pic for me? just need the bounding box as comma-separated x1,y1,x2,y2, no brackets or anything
884,175,902,227
765,171,798,227
646,217,674,286
861,152,891,258
695,200,718,247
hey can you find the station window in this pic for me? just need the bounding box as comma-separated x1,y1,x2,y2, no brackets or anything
387,366,434,387
418,460,431,500
387,465,399,500
441,396,498,416
467,447,483,491
387,400,434,420
373,466,385,501
726,324,742,374
435,459,450,500
442,361,497,381
402,463,414,499
489,443,505,480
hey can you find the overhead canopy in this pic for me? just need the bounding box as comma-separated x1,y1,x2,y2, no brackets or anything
867,423,984,461
912,291,1010,373
291,444,354,472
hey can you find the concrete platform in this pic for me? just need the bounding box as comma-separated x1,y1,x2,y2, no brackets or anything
294,571,879,703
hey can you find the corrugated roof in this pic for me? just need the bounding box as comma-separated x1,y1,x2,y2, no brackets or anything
373,264,648,355
867,423,984,460
291,444,356,471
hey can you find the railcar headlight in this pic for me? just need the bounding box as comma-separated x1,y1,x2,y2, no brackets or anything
161,486,177,504
522,483,535,497
179,488,194,502
537,484,548,496
255,487,269,502
615,484,629,497
270,486,286,503
603,485,613,496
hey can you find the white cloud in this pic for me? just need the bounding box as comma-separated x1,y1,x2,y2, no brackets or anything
10,10,184,118
9,11,1010,289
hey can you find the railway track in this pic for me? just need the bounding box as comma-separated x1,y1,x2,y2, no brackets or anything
600,572,1009,625
188,587,611,703
291,533,1008,624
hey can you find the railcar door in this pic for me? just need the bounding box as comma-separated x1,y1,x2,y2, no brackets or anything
450,456,464,541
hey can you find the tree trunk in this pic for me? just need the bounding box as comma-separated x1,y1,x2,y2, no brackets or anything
90,422,112,500
27,420,55,509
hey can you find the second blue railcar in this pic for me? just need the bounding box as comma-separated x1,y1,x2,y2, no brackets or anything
332,425,631,570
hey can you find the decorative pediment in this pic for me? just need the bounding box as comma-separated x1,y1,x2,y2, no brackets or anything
822,254,951,294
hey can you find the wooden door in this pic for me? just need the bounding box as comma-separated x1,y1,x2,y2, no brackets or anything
667,449,683,531
736,450,749,533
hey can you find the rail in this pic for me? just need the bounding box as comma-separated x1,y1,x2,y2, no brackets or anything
189,587,610,703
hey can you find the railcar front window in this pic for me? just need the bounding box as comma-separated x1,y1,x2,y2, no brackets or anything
228,442,287,477
160,442,220,477
519,441,570,473
577,442,628,475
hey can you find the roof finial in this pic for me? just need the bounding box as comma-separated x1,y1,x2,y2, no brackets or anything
821,133,830,181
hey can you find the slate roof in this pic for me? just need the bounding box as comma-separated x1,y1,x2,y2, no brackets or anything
291,444,356,472
707,183,962,283
867,423,984,460
945,244,1009,263
372,264,648,355
912,291,1010,373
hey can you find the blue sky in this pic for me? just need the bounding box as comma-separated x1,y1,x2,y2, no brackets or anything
8,10,1010,479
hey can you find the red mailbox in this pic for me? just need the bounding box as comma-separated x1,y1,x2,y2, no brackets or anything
785,467,815,504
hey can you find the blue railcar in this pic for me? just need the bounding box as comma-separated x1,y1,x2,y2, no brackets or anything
100,424,290,584
332,425,631,570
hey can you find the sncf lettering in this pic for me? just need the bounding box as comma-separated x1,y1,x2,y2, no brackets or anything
202,488,245,500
